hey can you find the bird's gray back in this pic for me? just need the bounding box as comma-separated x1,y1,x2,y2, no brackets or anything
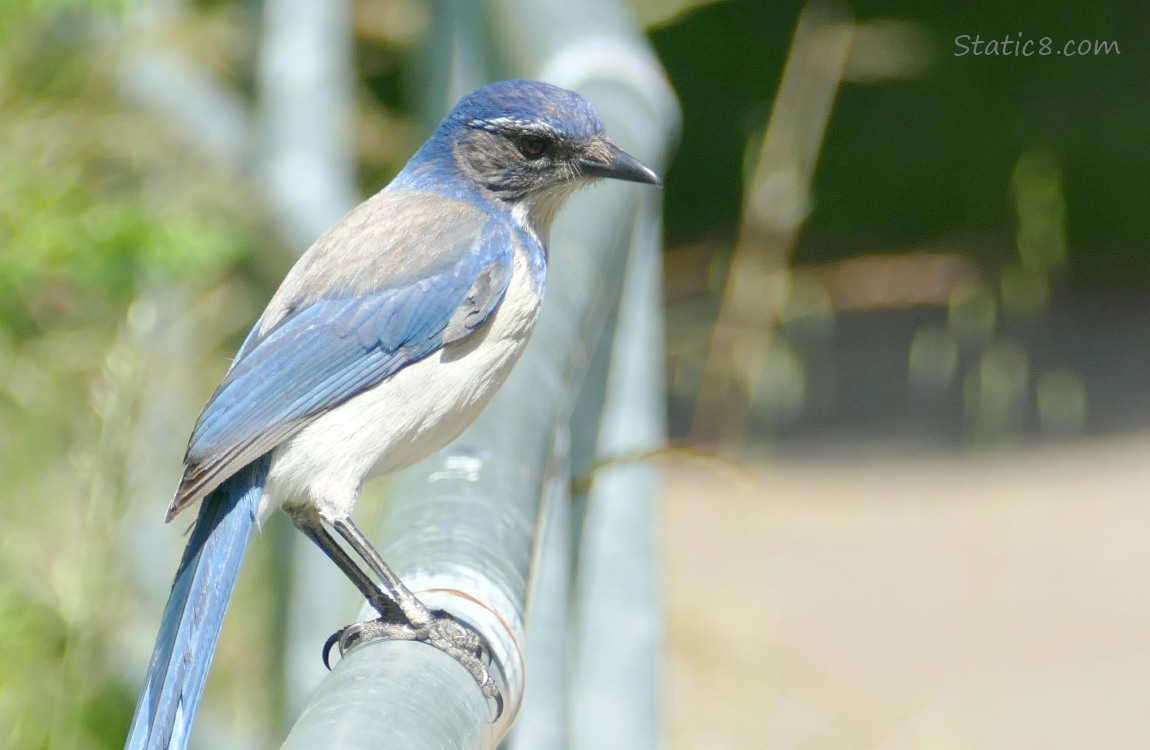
169,190,527,518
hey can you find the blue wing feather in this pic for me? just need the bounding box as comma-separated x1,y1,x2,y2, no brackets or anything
171,214,516,513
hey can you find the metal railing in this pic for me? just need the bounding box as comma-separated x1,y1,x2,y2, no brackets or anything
281,0,678,747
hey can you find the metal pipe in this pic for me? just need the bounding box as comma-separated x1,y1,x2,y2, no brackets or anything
503,437,574,750
569,195,667,750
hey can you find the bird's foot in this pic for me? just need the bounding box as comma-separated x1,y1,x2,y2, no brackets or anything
323,609,504,720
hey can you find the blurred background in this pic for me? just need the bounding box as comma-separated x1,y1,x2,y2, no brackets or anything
0,0,1147,748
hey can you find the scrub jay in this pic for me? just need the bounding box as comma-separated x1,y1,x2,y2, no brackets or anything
126,78,661,749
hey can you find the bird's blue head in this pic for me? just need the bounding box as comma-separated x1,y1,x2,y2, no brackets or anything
394,80,660,232
450,79,607,145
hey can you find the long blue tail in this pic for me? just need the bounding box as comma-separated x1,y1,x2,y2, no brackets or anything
126,458,268,750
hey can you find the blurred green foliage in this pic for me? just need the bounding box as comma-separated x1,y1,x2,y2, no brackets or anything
651,0,1149,281
0,3,260,748
0,2,247,339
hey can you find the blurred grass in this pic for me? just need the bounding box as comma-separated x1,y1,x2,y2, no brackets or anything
0,3,261,748
0,8,248,338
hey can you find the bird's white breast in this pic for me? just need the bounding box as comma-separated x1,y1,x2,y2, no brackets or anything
261,244,543,521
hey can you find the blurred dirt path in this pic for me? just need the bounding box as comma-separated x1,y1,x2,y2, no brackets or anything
663,432,1150,749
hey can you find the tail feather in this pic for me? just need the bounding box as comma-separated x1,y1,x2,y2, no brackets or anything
126,458,268,750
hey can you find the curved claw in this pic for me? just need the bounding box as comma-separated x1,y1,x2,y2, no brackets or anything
321,630,342,670
465,651,503,722
339,620,367,652
488,678,505,722
322,621,368,669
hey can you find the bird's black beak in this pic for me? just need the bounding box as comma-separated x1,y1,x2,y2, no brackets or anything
579,140,663,187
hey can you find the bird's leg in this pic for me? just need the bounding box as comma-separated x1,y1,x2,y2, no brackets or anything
328,515,503,719
286,506,406,624
327,516,434,625
288,506,425,669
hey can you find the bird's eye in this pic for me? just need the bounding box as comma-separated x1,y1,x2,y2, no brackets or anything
517,134,547,159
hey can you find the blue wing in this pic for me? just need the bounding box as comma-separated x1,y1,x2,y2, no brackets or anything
169,213,515,517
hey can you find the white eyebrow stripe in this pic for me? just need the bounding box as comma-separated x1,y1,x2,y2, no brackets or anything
467,117,564,138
